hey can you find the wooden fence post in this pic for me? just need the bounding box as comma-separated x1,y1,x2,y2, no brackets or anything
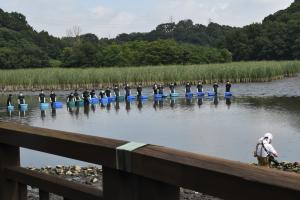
103,167,179,200
0,143,20,200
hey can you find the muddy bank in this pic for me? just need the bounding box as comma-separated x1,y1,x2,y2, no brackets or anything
0,75,291,92
27,165,221,200
27,162,300,200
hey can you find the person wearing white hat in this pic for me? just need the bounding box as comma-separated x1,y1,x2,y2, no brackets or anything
254,133,278,167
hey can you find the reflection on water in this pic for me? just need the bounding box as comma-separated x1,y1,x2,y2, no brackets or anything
0,76,300,167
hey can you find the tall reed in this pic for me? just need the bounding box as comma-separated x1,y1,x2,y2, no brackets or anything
0,61,299,91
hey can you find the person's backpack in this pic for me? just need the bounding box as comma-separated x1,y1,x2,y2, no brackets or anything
253,143,259,157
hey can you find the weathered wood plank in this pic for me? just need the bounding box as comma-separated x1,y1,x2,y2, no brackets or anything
5,167,103,200
39,190,49,200
18,183,28,200
0,122,127,168
0,143,20,200
132,145,300,200
103,167,179,200
2,123,300,200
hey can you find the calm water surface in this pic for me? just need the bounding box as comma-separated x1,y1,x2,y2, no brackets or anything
0,76,300,167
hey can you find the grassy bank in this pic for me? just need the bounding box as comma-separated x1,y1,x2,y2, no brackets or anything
0,61,299,91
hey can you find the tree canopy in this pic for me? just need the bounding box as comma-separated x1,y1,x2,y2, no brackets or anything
1,0,300,68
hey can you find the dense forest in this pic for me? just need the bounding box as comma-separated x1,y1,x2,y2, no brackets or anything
0,0,300,69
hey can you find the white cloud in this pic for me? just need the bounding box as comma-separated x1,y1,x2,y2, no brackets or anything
154,0,294,26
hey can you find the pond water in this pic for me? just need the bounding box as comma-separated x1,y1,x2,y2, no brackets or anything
0,75,300,167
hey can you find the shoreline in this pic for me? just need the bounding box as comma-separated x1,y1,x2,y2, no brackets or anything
26,162,300,200
26,165,221,200
0,75,294,93
0,61,299,92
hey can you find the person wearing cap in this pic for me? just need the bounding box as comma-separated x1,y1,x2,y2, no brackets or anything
50,91,56,103
197,81,203,93
137,84,143,99
158,84,164,95
113,85,120,98
67,93,75,103
39,90,46,103
124,84,131,98
254,133,278,167
74,90,81,101
99,89,105,99
225,81,231,92
18,92,25,105
153,83,158,95
185,82,192,94
82,89,91,105
7,94,13,106
105,87,111,98
169,82,176,94
90,89,97,98
213,82,219,94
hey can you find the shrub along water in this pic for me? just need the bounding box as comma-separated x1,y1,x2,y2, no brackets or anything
0,61,299,91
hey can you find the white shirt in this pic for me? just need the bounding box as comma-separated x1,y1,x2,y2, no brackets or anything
256,138,278,158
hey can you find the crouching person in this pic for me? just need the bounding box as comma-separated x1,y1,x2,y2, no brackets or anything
254,133,278,167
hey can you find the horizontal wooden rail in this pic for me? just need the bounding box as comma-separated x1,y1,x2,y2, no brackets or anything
5,167,103,200
132,145,300,199
0,122,127,168
1,122,300,200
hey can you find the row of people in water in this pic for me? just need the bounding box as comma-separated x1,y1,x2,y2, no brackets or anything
6,81,232,107
6,91,57,106
66,81,232,103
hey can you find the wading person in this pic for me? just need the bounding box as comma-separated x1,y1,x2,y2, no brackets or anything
50,91,56,103
158,84,164,95
137,84,143,99
18,93,25,105
169,83,176,94
99,89,105,99
105,87,111,98
114,85,120,98
185,82,192,94
125,84,131,98
90,89,97,98
7,94,13,106
82,89,91,105
213,82,219,94
39,90,46,103
67,93,75,103
254,133,279,167
197,81,203,92
226,81,232,92
74,90,81,101
153,84,158,95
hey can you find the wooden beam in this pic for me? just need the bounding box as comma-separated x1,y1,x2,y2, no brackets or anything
2,123,300,200
0,122,127,168
103,167,179,200
18,183,27,200
0,143,20,200
39,190,49,200
131,145,300,200
5,167,103,200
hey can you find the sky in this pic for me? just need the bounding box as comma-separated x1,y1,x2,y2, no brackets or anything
0,0,294,38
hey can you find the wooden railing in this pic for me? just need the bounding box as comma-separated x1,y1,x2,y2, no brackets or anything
1,122,300,200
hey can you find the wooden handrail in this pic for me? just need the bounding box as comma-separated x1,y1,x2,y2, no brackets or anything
132,145,300,199
0,122,127,168
1,122,300,200
5,167,103,200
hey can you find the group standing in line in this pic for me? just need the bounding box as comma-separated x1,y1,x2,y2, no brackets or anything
5,81,232,108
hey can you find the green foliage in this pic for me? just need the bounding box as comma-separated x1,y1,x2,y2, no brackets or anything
61,40,232,67
1,0,300,69
115,1,300,61
0,9,56,68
